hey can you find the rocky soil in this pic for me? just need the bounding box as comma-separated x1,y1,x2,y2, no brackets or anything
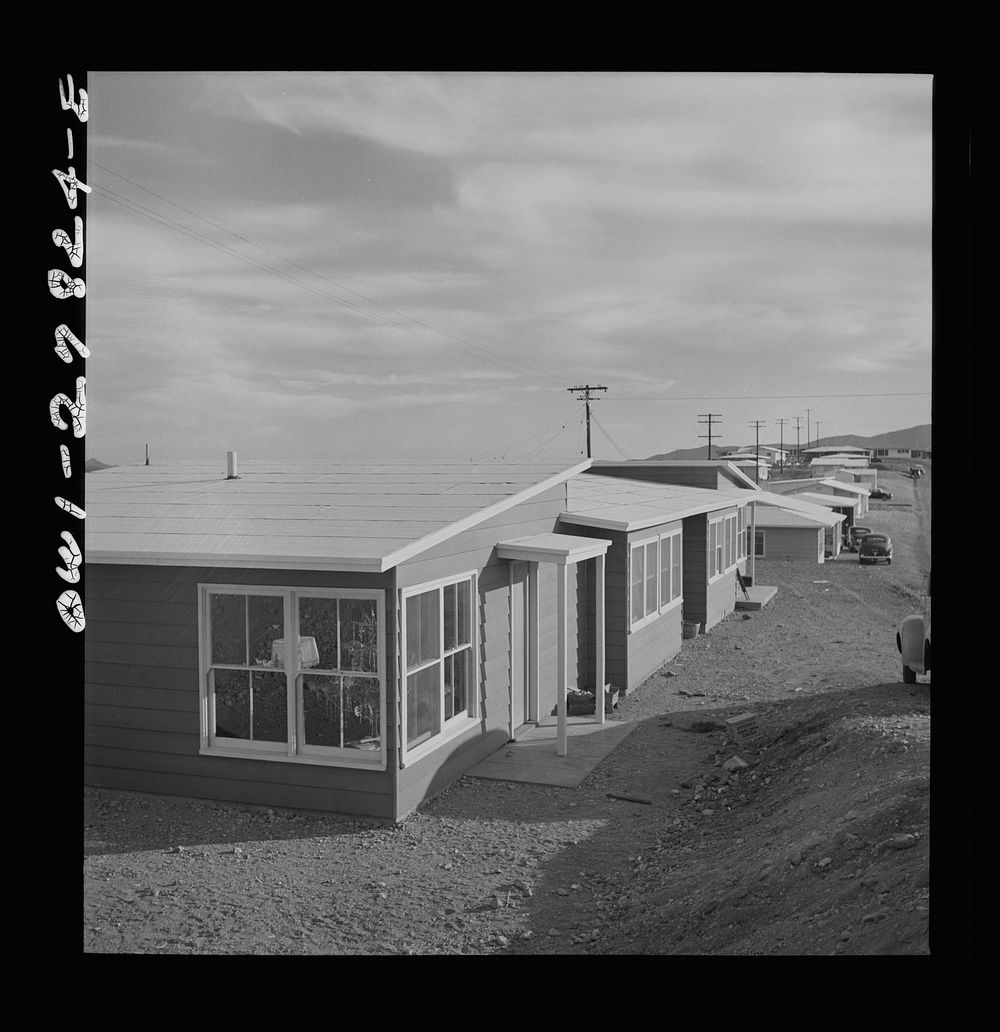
82,468,936,955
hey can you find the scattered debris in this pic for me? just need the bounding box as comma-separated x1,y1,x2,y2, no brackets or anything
606,793,652,805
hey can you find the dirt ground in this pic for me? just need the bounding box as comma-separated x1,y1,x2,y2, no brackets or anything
82,467,936,955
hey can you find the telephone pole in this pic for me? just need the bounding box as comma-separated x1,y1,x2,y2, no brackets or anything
793,416,804,466
776,418,788,472
806,408,812,454
814,421,821,449
567,385,607,459
697,413,723,460
749,420,766,484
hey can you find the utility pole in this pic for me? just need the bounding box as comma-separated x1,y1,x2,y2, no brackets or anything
814,421,821,449
751,418,763,482
793,416,804,467
806,408,811,454
776,418,788,472
145,443,150,466
697,413,723,460
567,385,607,459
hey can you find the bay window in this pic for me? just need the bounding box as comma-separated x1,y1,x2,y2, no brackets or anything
199,585,385,768
400,572,478,758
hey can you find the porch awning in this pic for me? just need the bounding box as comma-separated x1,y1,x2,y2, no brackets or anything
496,533,611,565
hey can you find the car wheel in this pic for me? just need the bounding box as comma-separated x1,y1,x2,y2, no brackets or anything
902,664,917,684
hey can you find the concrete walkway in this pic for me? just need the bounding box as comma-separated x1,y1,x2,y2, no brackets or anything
735,584,777,611
466,716,638,788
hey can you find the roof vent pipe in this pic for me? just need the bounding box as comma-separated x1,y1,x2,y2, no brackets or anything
226,451,240,480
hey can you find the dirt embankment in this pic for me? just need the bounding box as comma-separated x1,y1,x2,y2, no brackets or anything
82,470,932,956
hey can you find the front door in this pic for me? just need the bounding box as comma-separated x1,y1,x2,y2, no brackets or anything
510,561,529,733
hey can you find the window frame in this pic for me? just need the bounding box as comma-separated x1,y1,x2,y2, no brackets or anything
709,511,741,582
198,584,387,771
754,529,766,557
398,570,480,766
629,528,683,632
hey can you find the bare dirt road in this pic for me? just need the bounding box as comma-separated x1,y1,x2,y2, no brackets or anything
82,468,935,956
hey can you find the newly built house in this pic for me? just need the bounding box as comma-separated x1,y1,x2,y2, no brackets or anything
85,459,752,821
751,504,845,562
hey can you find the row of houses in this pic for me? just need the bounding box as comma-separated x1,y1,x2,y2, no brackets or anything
84,456,860,821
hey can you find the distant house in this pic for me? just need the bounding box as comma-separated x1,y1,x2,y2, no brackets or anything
85,459,752,821
751,507,837,565
767,477,870,517
809,454,870,472
834,468,879,489
590,459,758,492
803,446,872,460
752,493,846,561
728,456,770,482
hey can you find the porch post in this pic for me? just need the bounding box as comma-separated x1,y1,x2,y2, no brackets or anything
556,561,568,757
528,561,539,723
594,553,606,725
749,500,756,582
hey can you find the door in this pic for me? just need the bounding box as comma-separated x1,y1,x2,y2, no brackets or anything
510,562,529,732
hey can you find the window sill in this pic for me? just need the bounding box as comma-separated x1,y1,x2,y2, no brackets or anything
629,596,682,633
199,745,387,771
402,714,480,768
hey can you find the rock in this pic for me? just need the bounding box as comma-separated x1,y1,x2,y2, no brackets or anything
881,833,918,851
862,909,890,924
701,809,715,817
817,857,832,868
522,931,534,940
495,935,509,947
547,928,562,937
723,756,749,772
845,809,859,821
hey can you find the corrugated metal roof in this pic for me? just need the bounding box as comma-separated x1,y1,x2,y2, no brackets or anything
561,474,748,531
86,460,590,572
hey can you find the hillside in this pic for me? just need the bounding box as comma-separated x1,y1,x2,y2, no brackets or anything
648,424,931,462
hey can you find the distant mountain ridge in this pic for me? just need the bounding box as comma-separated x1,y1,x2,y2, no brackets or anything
85,459,116,471
647,424,931,462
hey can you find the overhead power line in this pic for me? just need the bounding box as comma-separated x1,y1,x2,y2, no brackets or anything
612,392,930,401
589,411,632,460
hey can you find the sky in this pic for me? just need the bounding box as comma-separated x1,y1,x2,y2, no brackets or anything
85,71,933,466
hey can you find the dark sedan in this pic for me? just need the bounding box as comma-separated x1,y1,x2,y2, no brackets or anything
859,533,893,564
869,488,893,500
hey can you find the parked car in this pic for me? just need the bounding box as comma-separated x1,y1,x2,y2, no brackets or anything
846,526,872,552
859,533,893,564
897,573,931,683
869,488,893,500
909,465,924,478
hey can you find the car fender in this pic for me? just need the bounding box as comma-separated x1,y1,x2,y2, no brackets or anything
898,614,929,672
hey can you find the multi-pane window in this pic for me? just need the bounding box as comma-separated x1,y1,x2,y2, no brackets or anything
631,530,682,629
737,506,748,559
402,574,477,754
710,513,741,579
201,586,385,767
709,518,723,578
754,529,766,557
